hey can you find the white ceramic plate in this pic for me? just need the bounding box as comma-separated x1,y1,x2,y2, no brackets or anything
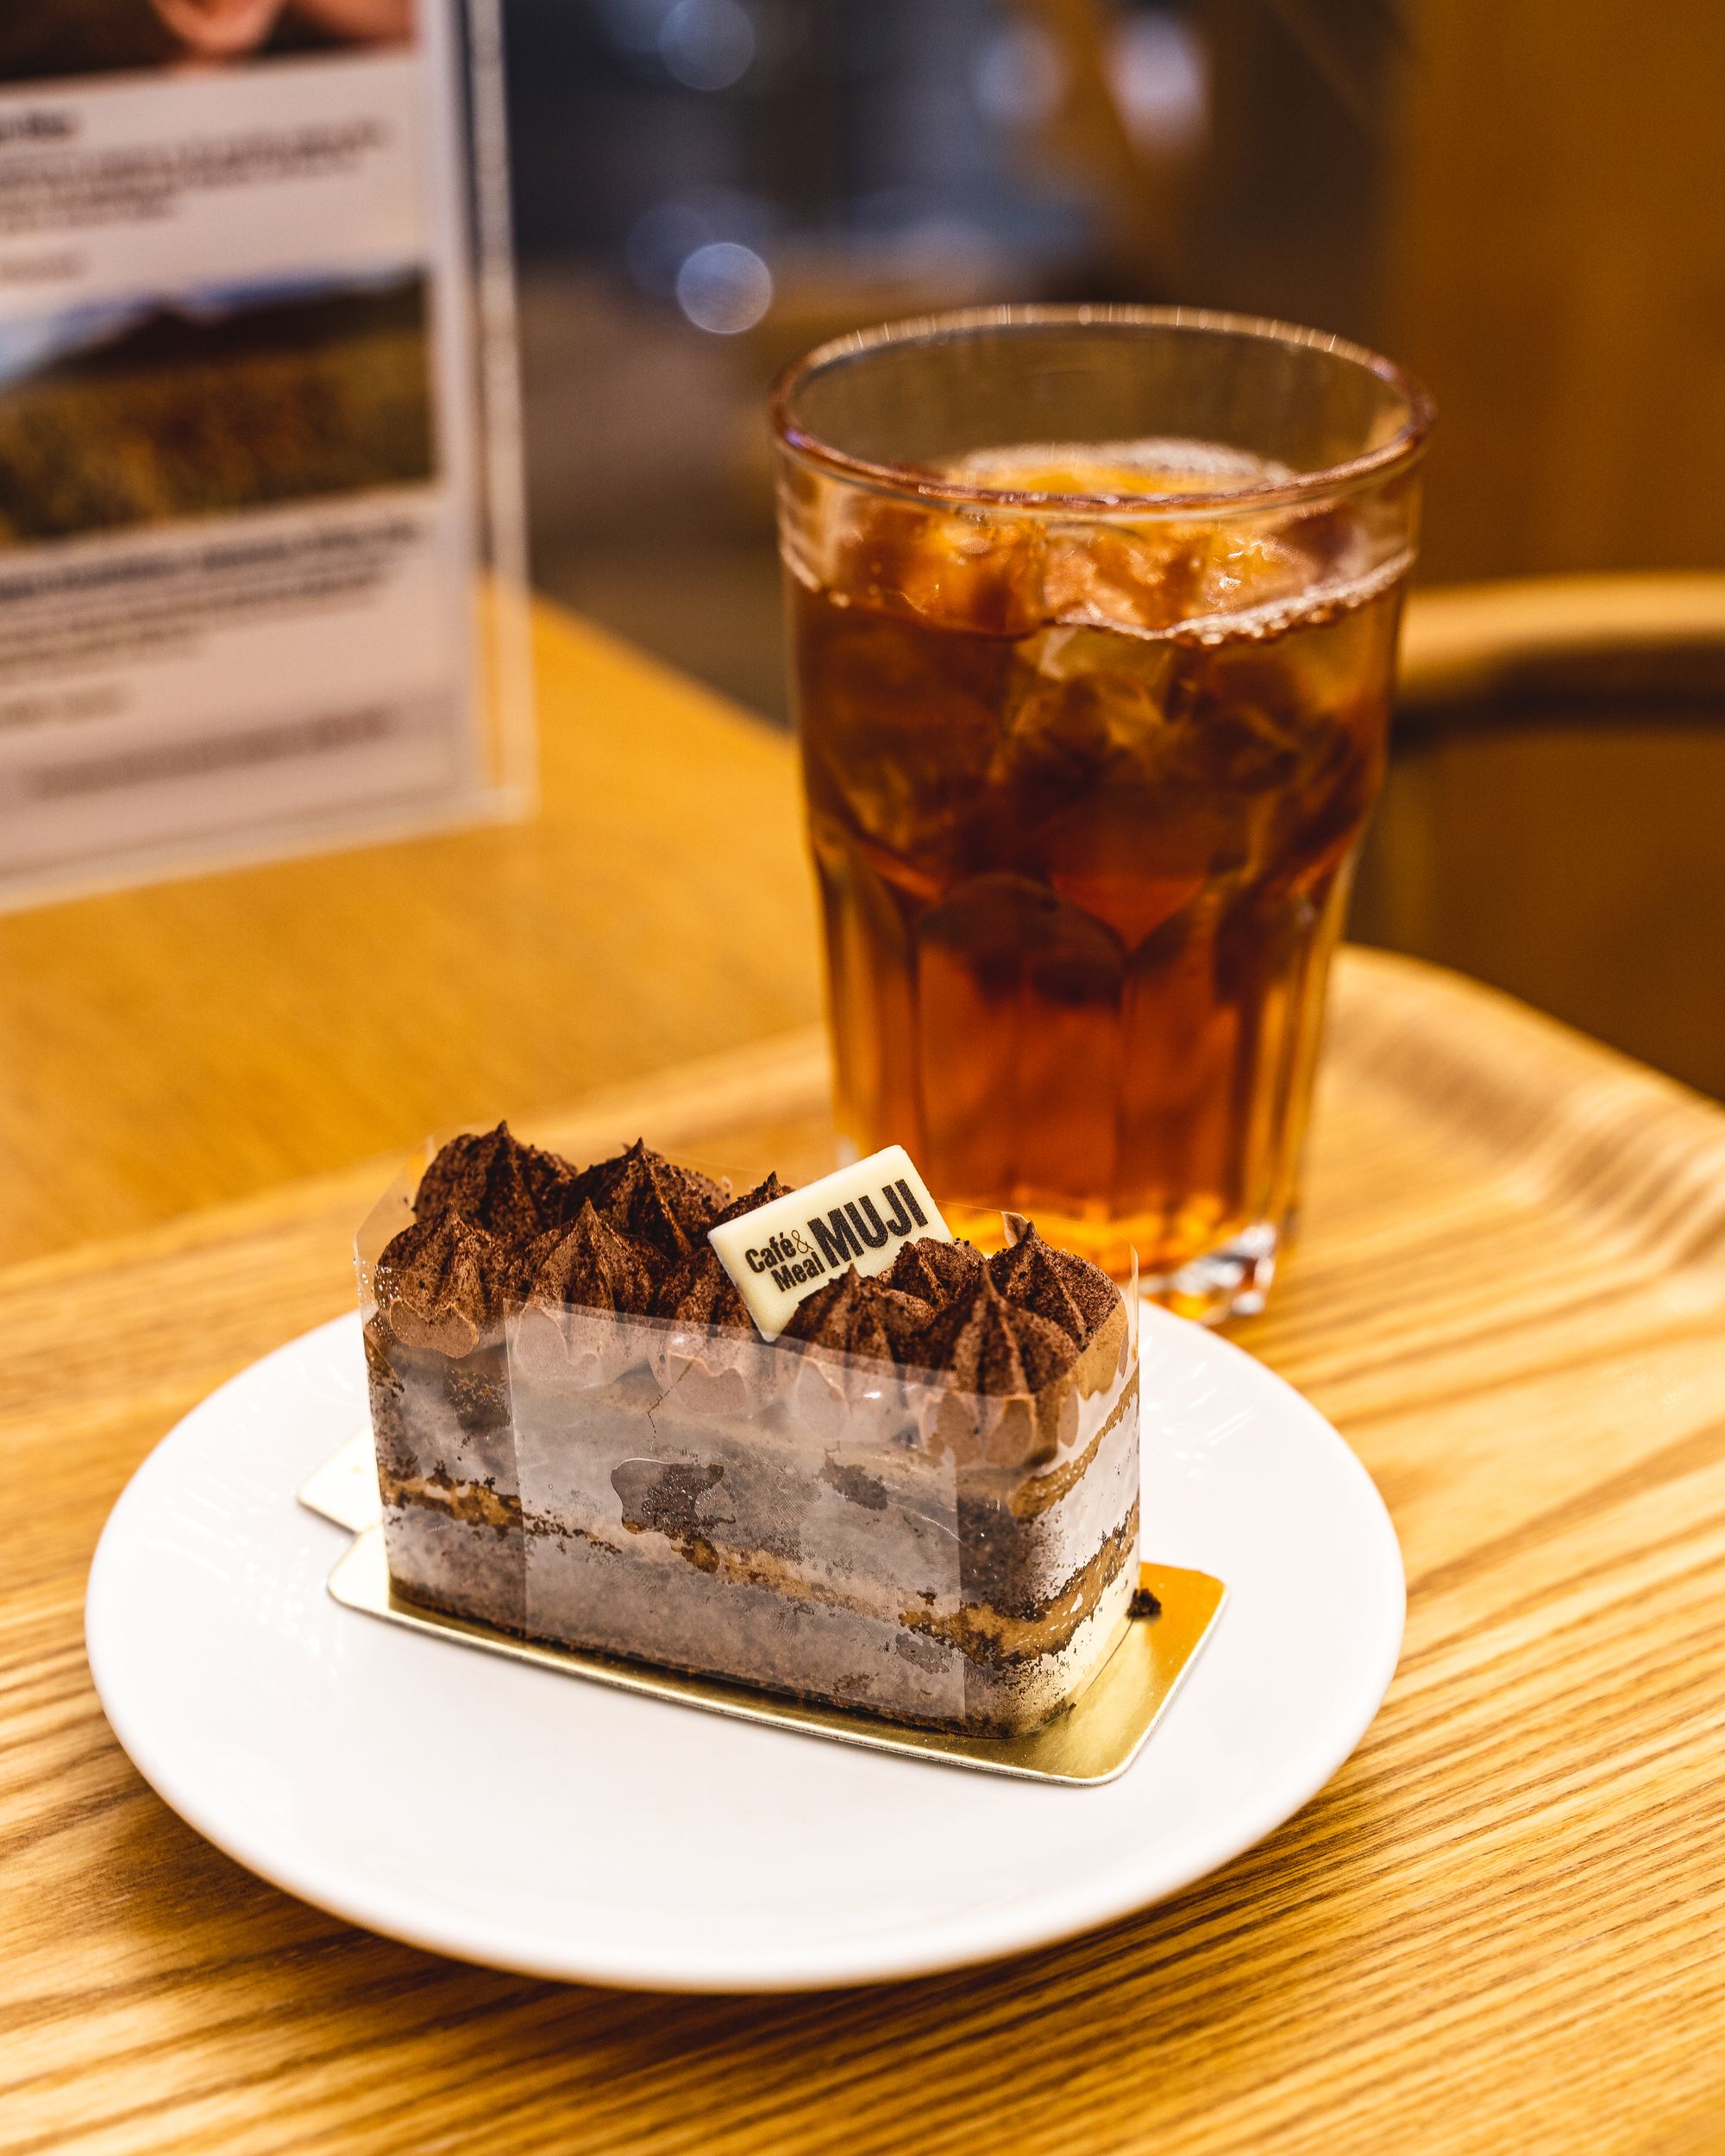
85,1307,1403,1992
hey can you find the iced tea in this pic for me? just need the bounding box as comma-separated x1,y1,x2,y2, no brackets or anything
774,315,1429,1316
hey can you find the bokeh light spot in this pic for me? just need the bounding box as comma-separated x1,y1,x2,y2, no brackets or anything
659,0,756,92
674,241,773,333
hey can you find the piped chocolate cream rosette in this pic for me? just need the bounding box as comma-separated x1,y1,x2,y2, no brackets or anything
989,1218,1134,1410
776,1267,935,1442
574,1139,730,1263
913,1267,1084,1468
373,1206,521,1359
412,1121,580,1243
512,1200,662,1387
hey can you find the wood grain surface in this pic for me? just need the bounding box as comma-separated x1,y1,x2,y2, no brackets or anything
0,599,820,1265
5,945,1725,2154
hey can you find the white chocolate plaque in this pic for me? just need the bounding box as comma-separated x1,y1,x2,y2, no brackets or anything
707,1144,953,1339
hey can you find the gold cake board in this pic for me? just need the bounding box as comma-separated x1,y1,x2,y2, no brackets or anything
299,1435,1226,1787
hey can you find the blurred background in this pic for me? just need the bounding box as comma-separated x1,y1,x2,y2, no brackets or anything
509,0,1725,1098
513,0,1725,705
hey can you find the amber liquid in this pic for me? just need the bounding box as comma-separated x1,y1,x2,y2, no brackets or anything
787,444,1406,1285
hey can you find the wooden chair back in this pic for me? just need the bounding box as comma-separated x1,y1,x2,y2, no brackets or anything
1352,575,1725,1098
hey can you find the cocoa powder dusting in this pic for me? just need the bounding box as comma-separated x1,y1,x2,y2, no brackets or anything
885,1237,983,1304
910,1269,1077,1395
375,1208,514,1357
654,1244,752,1330
988,1223,1119,1345
529,1200,660,1315
414,1123,576,1241
578,1139,729,1260
781,1268,932,1362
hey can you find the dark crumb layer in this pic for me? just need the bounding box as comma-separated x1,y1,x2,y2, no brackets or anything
910,1507,1140,1668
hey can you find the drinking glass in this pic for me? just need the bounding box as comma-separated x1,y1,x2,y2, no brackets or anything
772,306,1431,1319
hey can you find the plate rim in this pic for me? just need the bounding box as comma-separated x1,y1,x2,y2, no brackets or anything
85,1307,1405,1992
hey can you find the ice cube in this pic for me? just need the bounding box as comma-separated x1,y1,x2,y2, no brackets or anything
1044,520,1213,634
1021,623,1178,689
818,492,1046,639
795,603,1010,867
1043,506,1331,639
1164,653,1325,798
994,626,1177,787
989,668,1164,830
1189,519,1311,623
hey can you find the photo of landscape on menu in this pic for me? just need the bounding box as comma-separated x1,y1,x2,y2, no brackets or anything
0,269,436,544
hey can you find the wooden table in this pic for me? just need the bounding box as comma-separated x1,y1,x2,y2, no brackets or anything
0,602,819,1264
5,611,1725,2151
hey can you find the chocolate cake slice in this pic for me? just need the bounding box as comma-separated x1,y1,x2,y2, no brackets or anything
360,1133,1139,1734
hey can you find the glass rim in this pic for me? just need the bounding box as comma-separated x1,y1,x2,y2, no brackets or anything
770,303,1435,517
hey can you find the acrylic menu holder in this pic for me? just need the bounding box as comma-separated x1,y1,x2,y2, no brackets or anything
0,0,534,905
304,1149,1226,1785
